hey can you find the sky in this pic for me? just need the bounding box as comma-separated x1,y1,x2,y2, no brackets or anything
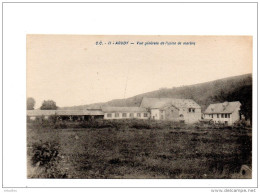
27,35,252,108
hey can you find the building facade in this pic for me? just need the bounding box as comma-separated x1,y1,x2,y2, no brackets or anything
203,101,241,125
102,107,150,120
140,97,201,123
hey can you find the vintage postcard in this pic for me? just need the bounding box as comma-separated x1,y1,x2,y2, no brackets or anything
26,35,252,179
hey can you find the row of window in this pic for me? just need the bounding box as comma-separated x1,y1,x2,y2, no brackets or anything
208,114,231,118
106,112,148,118
161,109,195,113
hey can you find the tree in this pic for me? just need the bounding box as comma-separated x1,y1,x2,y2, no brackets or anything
238,86,252,124
27,97,36,110
211,85,252,125
40,100,58,110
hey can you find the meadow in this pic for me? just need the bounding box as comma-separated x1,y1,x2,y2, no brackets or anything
27,119,252,179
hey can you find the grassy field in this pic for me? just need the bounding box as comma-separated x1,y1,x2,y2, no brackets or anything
27,119,252,179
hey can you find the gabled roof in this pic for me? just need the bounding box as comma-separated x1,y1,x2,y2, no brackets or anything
140,97,201,109
151,101,171,109
102,106,148,113
204,101,241,114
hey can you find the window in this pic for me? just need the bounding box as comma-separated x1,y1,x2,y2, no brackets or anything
211,114,213,118
221,114,224,118
107,113,112,118
217,114,219,118
122,113,127,117
130,113,134,118
115,113,119,117
227,114,230,118
225,114,228,118
143,113,148,117
137,113,141,117
189,108,195,113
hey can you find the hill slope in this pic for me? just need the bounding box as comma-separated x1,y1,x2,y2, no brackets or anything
61,73,252,112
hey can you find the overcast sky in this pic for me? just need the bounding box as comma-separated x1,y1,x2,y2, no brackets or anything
27,35,252,108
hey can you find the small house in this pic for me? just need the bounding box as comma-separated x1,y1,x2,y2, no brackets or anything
203,101,241,125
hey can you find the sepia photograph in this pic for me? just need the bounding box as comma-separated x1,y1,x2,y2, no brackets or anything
26,35,252,179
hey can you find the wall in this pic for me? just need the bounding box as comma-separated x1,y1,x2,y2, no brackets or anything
231,107,241,124
150,109,160,120
28,115,49,120
180,108,201,124
204,113,234,125
152,107,201,123
164,106,179,121
29,116,36,120
104,112,150,120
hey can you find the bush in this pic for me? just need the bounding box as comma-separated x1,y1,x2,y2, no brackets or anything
31,141,59,166
29,117,251,132
233,120,248,128
29,118,189,130
29,141,68,178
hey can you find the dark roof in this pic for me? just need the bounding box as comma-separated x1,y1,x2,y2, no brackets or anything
102,106,148,113
204,101,241,114
140,97,201,109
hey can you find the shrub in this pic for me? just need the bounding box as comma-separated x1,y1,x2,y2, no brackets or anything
31,141,59,166
29,141,68,178
233,120,248,128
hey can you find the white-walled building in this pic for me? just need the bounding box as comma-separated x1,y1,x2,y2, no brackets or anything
140,97,201,124
102,107,150,120
203,101,241,125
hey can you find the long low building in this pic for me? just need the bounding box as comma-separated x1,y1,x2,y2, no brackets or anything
27,97,202,124
102,107,150,120
27,109,104,121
